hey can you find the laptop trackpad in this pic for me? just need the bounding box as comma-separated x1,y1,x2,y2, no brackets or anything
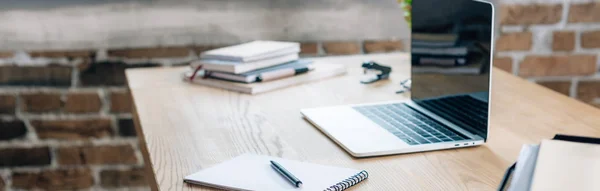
302,106,408,154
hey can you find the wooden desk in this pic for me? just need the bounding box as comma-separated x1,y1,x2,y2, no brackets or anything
126,53,600,191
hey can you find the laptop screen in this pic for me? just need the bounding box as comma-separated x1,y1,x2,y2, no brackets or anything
411,0,493,140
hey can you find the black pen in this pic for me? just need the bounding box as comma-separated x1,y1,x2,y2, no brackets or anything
270,160,303,187
257,65,315,82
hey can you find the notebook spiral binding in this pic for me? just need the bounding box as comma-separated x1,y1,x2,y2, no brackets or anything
324,170,369,191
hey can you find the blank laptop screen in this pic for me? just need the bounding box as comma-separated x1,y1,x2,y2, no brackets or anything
410,0,493,140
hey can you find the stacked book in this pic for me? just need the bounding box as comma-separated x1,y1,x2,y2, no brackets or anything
185,41,346,94
411,33,483,74
499,134,600,191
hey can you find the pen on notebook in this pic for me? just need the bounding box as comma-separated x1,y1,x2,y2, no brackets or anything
258,65,315,82
270,160,303,188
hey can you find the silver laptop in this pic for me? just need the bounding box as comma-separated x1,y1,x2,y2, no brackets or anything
301,0,494,157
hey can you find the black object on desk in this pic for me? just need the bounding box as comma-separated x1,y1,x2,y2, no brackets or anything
360,61,391,84
271,160,303,188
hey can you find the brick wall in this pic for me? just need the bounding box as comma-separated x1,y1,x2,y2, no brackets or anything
0,0,409,51
0,40,403,190
495,1,600,108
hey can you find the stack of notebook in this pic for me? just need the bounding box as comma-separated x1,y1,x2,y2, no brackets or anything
412,33,467,66
185,41,346,94
499,134,600,191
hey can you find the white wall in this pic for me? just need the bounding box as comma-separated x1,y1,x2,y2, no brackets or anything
0,0,409,50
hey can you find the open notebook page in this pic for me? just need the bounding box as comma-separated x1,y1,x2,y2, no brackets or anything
184,154,365,190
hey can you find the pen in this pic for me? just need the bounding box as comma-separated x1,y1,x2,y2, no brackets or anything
258,65,315,82
270,160,303,188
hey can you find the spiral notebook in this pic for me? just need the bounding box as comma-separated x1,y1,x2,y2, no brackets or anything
184,154,368,191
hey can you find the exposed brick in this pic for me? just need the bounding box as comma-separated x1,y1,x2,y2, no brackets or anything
64,92,101,113
519,55,598,77
300,43,319,55
496,32,533,51
568,2,600,23
364,40,403,53
20,93,63,113
323,42,360,55
581,31,600,49
108,47,191,58
101,168,148,188
12,168,94,190
577,81,600,103
31,119,113,140
111,91,133,113
55,147,81,165
79,61,127,86
0,120,27,140
57,145,138,165
0,94,16,114
0,147,51,167
118,118,137,137
500,4,562,25
0,52,13,58
79,61,159,86
0,65,72,86
29,50,93,58
553,31,576,51
494,57,513,72
538,81,571,96
76,58,93,71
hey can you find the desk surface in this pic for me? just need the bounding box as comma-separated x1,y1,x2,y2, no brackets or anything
126,53,600,191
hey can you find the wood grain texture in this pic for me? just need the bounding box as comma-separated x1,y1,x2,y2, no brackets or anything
126,53,600,191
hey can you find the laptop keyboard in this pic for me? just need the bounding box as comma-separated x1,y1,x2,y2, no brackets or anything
353,103,467,145
416,95,488,137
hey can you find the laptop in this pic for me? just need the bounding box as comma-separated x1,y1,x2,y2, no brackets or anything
301,0,495,157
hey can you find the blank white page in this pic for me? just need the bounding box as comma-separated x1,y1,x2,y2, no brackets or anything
530,140,600,191
201,41,299,60
184,154,365,191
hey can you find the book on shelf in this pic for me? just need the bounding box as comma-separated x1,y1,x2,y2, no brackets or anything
412,53,484,75
200,41,300,63
412,62,482,75
411,46,468,57
191,54,299,74
412,33,468,67
412,33,459,42
412,33,459,47
206,59,314,83
412,55,467,66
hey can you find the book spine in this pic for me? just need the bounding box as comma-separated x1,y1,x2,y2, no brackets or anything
411,47,468,56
